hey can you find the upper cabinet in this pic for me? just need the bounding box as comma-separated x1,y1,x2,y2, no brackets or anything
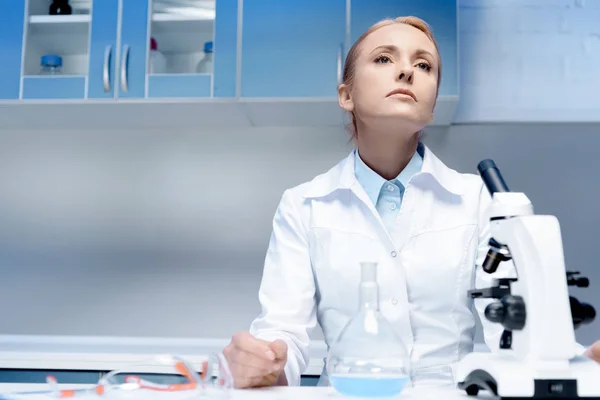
7,0,238,100
240,0,346,98
0,0,459,126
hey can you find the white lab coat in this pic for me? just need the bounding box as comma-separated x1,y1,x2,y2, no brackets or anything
248,144,584,387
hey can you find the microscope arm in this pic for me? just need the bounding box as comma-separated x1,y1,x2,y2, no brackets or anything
472,187,518,353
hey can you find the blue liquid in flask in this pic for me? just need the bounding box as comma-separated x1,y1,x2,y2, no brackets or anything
330,373,410,398
327,263,411,398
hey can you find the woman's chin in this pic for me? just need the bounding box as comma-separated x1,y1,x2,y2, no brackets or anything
377,109,431,129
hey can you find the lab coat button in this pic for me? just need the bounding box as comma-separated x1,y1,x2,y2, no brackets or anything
391,251,397,258
391,298,398,305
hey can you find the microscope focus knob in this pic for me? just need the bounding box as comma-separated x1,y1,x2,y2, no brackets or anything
485,302,505,323
485,295,526,331
570,296,596,329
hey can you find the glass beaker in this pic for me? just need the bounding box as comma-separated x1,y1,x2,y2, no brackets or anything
96,353,233,399
326,262,411,398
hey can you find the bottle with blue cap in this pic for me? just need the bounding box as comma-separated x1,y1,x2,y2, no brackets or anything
195,41,213,74
40,54,63,75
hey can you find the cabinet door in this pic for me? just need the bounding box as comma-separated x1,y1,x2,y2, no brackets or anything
88,0,119,99
0,1,25,100
213,0,238,97
241,0,346,98
146,0,217,98
118,0,150,99
350,0,458,96
21,0,91,99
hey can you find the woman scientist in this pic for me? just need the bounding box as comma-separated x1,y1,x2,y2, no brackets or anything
223,16,600,388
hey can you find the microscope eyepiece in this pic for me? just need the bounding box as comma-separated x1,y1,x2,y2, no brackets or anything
478,159,510,195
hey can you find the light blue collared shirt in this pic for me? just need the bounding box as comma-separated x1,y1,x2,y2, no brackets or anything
354,147,423,232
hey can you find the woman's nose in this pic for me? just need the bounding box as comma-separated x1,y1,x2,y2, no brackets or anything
397,66,413,83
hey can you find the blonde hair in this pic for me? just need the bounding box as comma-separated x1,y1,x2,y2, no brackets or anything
341,16,442,138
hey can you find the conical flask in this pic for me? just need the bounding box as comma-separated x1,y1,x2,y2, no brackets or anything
327,262,411,398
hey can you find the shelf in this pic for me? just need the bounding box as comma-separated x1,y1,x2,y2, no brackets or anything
22,74,87,79
0,96,459,130
152,14,214,22
28,15,91,35
29,14,91,24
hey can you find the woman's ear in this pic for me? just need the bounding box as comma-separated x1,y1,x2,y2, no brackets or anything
338,83,354,112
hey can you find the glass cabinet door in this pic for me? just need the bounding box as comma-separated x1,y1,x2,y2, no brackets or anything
21,0,91,99
147,0,216,98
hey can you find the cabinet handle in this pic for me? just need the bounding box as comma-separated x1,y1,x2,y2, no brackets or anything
103,45,112,92
120,44,130,92
337,43,344,85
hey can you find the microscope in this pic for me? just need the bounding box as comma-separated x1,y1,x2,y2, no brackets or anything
455,160,600,399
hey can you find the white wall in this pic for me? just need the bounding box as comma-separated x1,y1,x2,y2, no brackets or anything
1,123,599,347
455,0,600,122
0,1,599,347
0,127,353,340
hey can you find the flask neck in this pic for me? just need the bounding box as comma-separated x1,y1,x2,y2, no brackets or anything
359,282,379,311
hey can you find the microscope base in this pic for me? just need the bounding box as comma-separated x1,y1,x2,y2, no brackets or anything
455,351,600,399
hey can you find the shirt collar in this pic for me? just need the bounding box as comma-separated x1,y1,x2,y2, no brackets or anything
354,147,423,206
303,142,466,199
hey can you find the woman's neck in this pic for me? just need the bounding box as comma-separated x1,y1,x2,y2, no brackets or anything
356,126,420,181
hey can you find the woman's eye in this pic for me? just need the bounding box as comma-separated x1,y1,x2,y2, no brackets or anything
375,55,391,64
417,62,432,72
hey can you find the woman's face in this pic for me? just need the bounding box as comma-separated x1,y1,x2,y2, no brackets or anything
339,23,440,133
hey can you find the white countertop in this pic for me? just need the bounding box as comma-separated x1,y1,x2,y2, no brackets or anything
0,385,497,400
0,335,498,399
0,334,491,377
0,335,328,376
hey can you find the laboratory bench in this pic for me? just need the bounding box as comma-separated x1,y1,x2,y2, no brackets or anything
0,334,492,392
0,335,327,389
0,385,497,400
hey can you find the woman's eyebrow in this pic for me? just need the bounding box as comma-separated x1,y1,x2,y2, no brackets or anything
369,44,398,55
369,45,435,62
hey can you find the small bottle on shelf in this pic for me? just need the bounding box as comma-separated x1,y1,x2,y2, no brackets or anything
49,0,72,15
196,41,213,74
149,37,167,74
40,54,63,75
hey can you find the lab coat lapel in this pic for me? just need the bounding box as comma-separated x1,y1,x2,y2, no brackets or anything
343,153,399,250
303,150,397,248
